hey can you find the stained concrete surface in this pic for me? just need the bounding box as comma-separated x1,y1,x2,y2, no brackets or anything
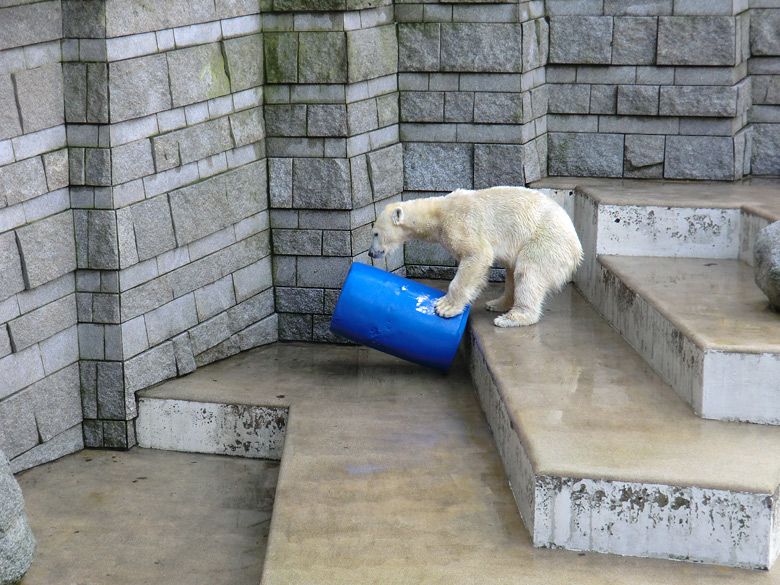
16,449,279,585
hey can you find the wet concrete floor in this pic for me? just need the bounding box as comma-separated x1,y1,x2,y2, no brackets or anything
16,448,279,585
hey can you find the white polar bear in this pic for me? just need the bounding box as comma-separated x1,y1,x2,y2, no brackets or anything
368,186,583,327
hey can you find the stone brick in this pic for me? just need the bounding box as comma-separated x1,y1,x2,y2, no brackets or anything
403,142,472,191
92,293,120,323
473,92,524,124
85,148,111,186
109,54,171,123
548,132,624,177
297,256,351,288
87,63,109,124
665,135,736,180
0,2,61,53
324,229,352,256
278,312,311,341
273,229,322,256
224,34,263,93
752,124,780,176
105,0,217,37
130,196,176,261
26,364,80,443
165,117,234,166
269,158,293,208
617,85,659,115
0,157,48,207
275,287,324,313
96,362,124,420
230,106,265,147
657,16,737,66
348,99,379,135
8,295,77,353
87,210,119,270
264,32,298,84
441,24,523,72
228,289,274,335
523,18,549,72
0,75,22,142
613,17,657,65
398,24,440,72
124,342,176,393
189,312,232,356
231,258,271,304
0,232,24,302
347,25,397,83
145,294,198,347
121,276,173,321
13,64,63,134
112,139,154,185
367,143,403,201
549,17,613,65
292,158,351,209
308,105,348,137
548,84,590,114
659,84,740,117
43,149,69,192
474,144,525,190
170,176,232,246
265,105,306,137
16,211,77,289
167,44,231,108
445,92,474,122
751,9,780,57
298,32,347,84
237,314,277,350
225,160,267,221
624,134,665,178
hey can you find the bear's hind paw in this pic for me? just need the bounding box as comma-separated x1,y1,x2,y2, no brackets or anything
493,310,541,328
485,298,512,312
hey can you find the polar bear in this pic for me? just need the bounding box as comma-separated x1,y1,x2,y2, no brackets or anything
368,186,583,327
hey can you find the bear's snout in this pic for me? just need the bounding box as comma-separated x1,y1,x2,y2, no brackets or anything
368,246,384,259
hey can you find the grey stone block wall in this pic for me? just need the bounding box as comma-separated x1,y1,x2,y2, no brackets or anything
264,5,404,342
546,2,757,179
0,1,83,473
62,0,274,450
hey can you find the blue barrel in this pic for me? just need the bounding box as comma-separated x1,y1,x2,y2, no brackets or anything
329,262,470,371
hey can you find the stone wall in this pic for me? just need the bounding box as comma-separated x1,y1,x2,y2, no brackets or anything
546,0,754,180
1,0,779,472
0,1,82,473
66,0,275,450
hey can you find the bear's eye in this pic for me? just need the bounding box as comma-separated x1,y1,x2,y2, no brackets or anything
373,232,378,237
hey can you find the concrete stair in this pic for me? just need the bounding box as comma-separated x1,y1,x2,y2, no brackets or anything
135,178,780,577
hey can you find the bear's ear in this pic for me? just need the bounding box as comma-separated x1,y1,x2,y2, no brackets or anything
392,206,404,226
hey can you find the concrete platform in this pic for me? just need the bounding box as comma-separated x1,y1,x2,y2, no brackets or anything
594,255,780,424
16,448,278,585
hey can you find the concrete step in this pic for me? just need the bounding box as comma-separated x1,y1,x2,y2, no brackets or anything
591,255,780,424
136,338,780,581
469,283,780,570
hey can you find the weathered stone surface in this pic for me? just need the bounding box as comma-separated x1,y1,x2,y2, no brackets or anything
265,105,306,137
548,132,624,177
617,85,659,115
398,23,440,72
0,2,61,52
224,34,263,93
109,54,171,123
0,232,24,302
130,196,176,261
523,18,548,72
367,143,403,200
14,63,64,134
474,92,524,124
752,124,780,176
403,142,472,191
0,157,48,207
168,44,231,108
0,449,35,585
624,134,665,178
347,25,397,83
659,85,739,117
441,24,523,73
170,176,232,245
664,135,735,180
754,220,780,310
298,32,347,84
613,17,657,65
751,9,780,57
87,210,119,270
264,33,298,84
145,294,198,347
230,107,265,147
105,0,216,37
307,104,348,137
16,212,77,290
297,256,351,288
549,17,613,65
124,342,177,393
549,84,590,114
273,229,322,256
474,144,525,189
0,75,22,141
62,0,106,38
657,16,737,66
292,158,351,209
276,287,324,313
8,295,77,352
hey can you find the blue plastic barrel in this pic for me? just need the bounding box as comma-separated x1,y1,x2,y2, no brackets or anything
329,262,470,371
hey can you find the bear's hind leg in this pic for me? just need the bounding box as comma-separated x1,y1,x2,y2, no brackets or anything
485,265,514,312
493,264,547,327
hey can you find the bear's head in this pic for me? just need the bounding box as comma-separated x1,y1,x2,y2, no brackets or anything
368,203,409,260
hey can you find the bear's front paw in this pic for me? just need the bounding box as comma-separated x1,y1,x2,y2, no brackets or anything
435,295,465,318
